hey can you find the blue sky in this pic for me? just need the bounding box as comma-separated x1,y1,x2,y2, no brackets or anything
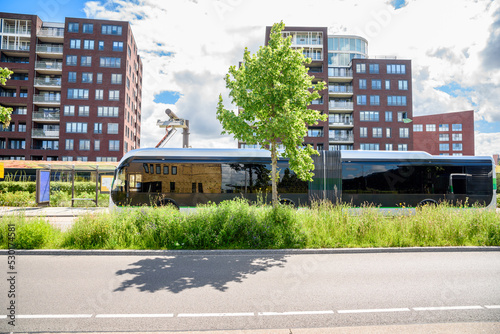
2,0,499,155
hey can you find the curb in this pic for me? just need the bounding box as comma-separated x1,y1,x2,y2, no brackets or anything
1,246,499,256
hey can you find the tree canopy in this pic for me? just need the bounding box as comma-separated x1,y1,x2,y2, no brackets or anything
217,21,327,206
0,67,14,126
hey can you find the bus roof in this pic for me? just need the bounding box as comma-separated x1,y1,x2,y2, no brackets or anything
118,148,494,165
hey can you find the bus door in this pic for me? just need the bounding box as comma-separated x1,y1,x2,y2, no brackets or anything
449,173,471,194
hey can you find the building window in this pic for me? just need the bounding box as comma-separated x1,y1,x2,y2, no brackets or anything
108,123,119,134
68,22,79,32
81,56,92,67
426,124,436,132
387,64,406,74
79,139,90,150
398,80,408,90
67,89,89,100
439,134,449,141
62,156,74,161
102,25,122,35
413,124,423,132
370,95,380,105
94,123,102,134
66,122,88,133
452,133,462,141
82,23,93,33
373,127,382,138
385,80,390,90
8,140,25,150
78,106,89,117
369,64,379,74
385,111,392,122
70,39,81,49
109,90,120,101
385,144,393,151
95,89,104,100
360,143,379,150
439,143,449,151
386,128,391,138
97,106,119,117
100,57,121,68
307,128,323,137
109,140,120,151
64,105,75,116
397,112,407,122
18,124,26,132
357,95,367,105
83,40,94,50
356,63,366,73
452,123,462,131
388,96,407,106
65,139,74,150
94,140,100,151
439,124,449,131
359,79,366,89
111,74,122,84
68,72,77,83
98,41,104,50
112,41,124,51
360,127,368,138
360,111,379,121
399,128,409,138
97,73,103,84
66,55,77,66
398,144,408,151
81,72,93,83
452,143,463,151
371,80,381,90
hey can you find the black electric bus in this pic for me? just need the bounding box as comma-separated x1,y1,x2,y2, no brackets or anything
110,148,497,209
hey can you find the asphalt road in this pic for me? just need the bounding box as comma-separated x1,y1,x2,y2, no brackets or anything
1,251,499,333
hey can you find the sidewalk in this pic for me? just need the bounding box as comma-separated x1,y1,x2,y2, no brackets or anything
0,206,108,217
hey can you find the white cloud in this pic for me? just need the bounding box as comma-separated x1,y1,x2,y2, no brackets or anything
83,0,500,155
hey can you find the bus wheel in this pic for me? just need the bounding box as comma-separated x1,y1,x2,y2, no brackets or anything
279,198,295,206
417,199,437,207
157,199,179,210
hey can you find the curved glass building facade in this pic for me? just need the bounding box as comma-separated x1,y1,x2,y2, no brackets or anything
328,36,368,67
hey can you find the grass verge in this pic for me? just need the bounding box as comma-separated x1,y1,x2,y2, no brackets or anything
0,199,499,250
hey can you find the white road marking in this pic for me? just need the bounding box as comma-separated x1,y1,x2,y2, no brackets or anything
177,312,255,317
96,314,174,318
338,308,410,314
259,310,334,316
17,314,92,319
413,306,483,311
6,305,498,320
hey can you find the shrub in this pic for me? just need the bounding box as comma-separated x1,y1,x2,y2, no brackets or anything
0,216,59,249
0,191,36,207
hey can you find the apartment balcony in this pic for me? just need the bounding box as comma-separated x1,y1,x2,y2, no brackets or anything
328,68,353,82
329,135,354,143
328,85,353,97
32,111,60,122
35,45,63,58
32,129,59,139
34,77,61,90
33,94,61,106
35,61,63,74
0,43,30,57
329,120,353,128
2,25,31,35
37,28,64,43
329,101,353,110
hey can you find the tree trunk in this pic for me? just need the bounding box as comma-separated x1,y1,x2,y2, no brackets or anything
271,142,278,207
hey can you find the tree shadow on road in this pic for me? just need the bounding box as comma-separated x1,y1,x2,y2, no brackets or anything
114,254,287,293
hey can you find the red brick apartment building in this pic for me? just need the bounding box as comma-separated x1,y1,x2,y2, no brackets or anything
239,26,476,156
412,110,474,156
0,12,142,161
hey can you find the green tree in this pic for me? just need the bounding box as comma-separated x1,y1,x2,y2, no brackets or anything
217,21,327,206
0,67,14,126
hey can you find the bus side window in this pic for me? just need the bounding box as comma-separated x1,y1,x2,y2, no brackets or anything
150,164,154,174
192,183,196,193
170,182,175,192
163,166,169,175
172,166,177,175
143,163,149,173
156,164,161,174
198,183,203,193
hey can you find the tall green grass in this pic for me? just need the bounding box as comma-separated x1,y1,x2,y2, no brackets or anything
0,199,499,250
